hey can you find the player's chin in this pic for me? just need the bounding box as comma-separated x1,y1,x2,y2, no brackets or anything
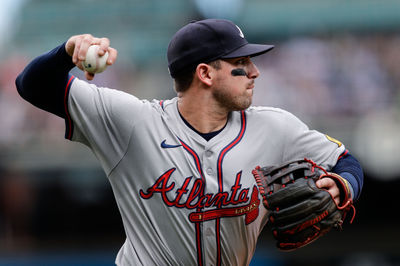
246,88,253,97
243,98,253,109
234,96,252,111
245,89,253,104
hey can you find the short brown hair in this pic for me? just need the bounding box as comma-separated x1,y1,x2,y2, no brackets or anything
173,60,221,93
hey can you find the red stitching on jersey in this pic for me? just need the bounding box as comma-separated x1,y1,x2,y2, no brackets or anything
215,110,247,265
195,223,202,266
217,111,246,194
338,149,349,160
179,138,205,184
215,219,221,263
178,138,205,266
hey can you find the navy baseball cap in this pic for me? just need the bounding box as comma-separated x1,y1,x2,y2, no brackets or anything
167,19,274,78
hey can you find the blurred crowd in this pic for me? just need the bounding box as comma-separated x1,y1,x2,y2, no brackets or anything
254,34,399,117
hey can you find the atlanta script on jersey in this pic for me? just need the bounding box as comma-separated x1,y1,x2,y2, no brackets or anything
64,76,345,265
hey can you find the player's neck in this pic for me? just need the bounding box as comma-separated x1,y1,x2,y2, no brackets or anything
177,94,229,134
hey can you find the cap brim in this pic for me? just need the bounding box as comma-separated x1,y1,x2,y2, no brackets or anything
221,43,274,59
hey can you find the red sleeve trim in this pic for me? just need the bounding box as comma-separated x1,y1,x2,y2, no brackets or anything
64,74,75,140
338,149,349,160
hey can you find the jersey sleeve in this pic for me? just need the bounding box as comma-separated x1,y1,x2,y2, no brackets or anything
66,77,145,175
281,111,345,170
15,42,76,119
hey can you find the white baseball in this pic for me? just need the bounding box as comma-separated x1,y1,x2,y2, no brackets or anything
82,45,109,74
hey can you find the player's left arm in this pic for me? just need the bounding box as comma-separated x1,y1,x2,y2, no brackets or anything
329,151,363,200
315,152,363,209
280,111,363,203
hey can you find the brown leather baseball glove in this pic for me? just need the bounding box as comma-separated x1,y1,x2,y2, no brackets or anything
252,158,355,251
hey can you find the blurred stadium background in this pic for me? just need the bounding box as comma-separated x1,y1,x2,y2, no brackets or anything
1,0,400,265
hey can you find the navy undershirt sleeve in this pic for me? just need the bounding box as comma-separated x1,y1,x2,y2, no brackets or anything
332,152,364,200
15,42,76,118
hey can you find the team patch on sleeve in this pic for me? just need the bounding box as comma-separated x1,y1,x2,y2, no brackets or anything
325,134,342,147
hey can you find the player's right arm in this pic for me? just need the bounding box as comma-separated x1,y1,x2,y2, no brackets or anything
16,35,141,175
15,34,117,117
15,41,75,118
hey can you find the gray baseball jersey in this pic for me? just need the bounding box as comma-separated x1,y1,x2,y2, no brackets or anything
65,77,345,266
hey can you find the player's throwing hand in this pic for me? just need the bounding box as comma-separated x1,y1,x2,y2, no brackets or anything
65,34,118,80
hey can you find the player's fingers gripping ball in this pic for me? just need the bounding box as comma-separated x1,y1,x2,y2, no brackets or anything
252,159,355,251
82,45,109,74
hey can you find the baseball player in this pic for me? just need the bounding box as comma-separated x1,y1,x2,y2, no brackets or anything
15,19,363,265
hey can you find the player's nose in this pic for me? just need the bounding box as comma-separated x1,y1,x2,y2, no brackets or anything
247,60,260,79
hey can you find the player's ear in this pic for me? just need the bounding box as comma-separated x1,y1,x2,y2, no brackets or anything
195,63,213,87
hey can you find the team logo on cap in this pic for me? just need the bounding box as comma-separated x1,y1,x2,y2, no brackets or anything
236,25,244,38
